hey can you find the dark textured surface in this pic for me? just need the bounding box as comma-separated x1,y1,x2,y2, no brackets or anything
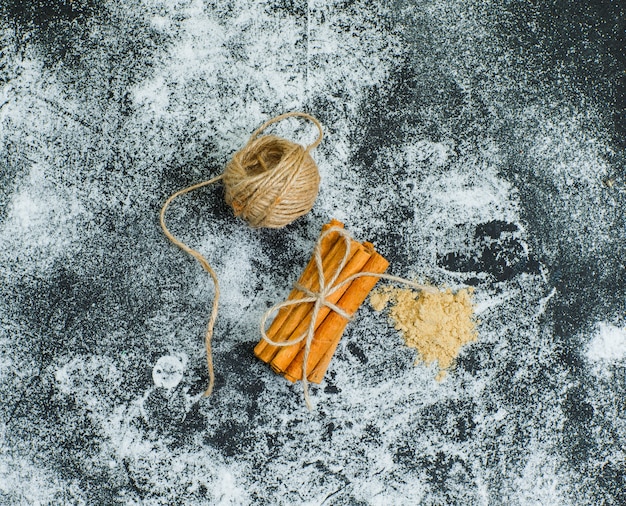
1,1,624,504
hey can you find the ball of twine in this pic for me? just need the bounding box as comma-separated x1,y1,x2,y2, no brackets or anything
223,112,323,228
160,112,324,397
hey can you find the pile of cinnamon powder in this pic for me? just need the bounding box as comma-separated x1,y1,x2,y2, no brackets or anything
370,286,477,380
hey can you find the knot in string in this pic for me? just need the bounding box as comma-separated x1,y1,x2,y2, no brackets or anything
292,282,352,323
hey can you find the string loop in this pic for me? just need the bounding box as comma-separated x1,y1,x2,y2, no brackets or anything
249,111,324,151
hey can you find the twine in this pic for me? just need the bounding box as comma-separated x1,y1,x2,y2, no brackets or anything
260,226,436,410
160,112,323,397
223,112,323,228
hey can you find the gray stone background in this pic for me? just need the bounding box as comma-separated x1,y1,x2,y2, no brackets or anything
1,1,624,504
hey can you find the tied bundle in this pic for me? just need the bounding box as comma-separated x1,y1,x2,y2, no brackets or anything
254,220,390,409
160,112,324,397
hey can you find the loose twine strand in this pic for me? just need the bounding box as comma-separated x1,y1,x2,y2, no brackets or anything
159,175,224,397
160,112,323,398
251,112,323,150
260,226,436,410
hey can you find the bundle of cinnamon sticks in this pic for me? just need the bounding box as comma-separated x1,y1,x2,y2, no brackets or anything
254,219,389,383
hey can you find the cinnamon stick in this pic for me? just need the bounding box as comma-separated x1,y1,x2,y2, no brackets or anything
285,248,389,383
254,219,345,362
258,236,363,363
269,242,372,373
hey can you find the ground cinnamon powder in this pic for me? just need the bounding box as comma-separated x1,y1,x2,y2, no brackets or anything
370,286,477,380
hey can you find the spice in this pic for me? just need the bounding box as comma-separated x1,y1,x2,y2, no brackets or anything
255,220,389,384
370,286,477,380
253,219,345,363
284,246,389,383
271,240,372,375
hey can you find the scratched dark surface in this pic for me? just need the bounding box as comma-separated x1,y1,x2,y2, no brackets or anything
1,1,625,504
